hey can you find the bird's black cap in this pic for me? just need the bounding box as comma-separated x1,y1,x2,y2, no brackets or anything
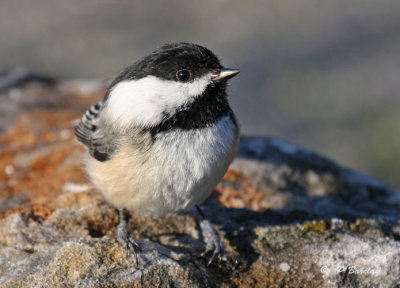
111,42,223,84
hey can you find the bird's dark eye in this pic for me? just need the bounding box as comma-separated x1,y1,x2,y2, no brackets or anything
176,70,192,82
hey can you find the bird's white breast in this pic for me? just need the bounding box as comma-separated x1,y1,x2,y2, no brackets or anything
151,115,238,215
86,115,238,217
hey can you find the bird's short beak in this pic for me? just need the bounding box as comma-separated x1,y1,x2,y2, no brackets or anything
211,68,240,82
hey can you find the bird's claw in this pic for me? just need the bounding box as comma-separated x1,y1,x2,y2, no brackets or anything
117,209,141,266
201,243,227,266
198,215,227,266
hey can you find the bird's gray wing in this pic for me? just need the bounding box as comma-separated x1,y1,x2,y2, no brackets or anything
74,100,118,162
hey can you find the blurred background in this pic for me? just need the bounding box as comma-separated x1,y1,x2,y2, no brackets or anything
1,0,399,188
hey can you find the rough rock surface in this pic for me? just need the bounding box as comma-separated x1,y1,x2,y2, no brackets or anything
0,70,399,287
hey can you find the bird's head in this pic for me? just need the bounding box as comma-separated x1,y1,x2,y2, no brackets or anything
103,43,239,129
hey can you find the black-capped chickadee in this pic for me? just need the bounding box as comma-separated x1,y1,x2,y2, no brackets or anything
75,42,240,265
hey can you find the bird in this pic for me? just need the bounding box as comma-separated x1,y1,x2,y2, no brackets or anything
74,42,240,265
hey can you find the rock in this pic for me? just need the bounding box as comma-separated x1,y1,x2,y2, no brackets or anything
0,71,399,287
0,67,55,94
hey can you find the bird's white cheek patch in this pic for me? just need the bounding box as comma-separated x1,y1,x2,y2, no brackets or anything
104,74,211,127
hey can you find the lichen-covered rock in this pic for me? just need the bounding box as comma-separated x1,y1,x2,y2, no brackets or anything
0,206,213,288
1,72,399,287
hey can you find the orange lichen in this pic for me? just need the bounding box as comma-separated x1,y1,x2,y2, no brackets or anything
216,169,273,212
0,86,101,219
222,169,245,181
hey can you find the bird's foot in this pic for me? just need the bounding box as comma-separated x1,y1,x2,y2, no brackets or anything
196,206,227,266
117,209,141,266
